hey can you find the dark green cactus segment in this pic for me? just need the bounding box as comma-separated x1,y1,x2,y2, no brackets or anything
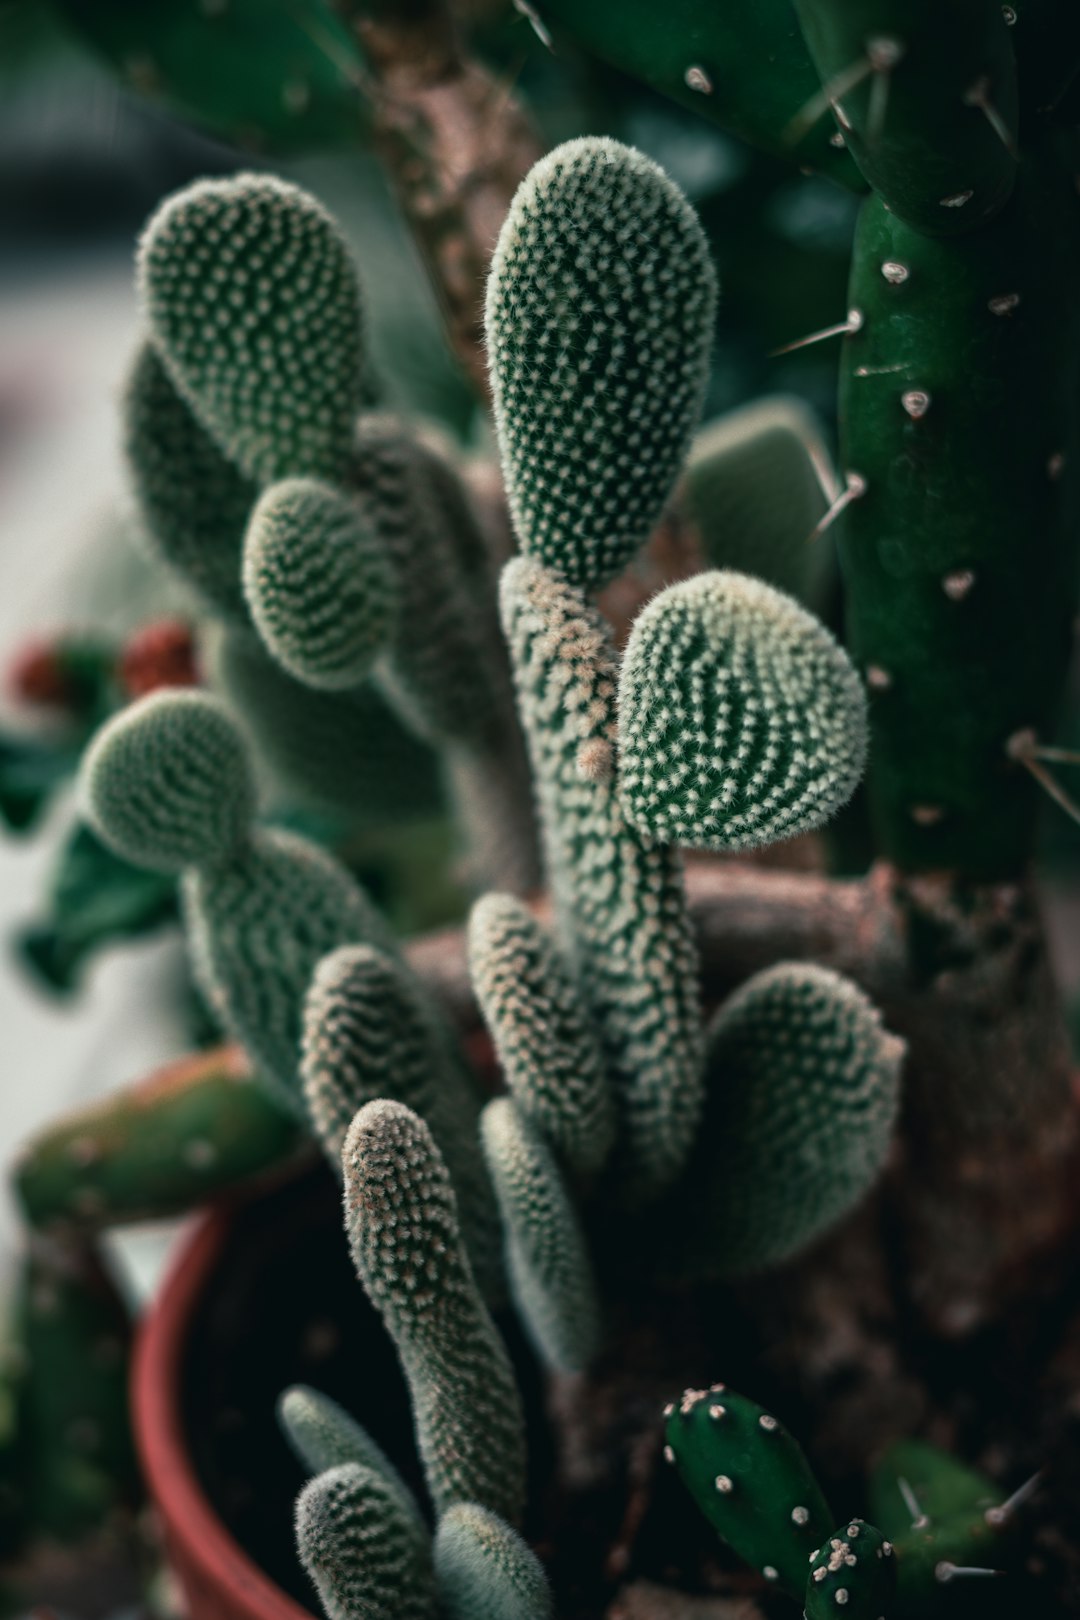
618,572,868,853
295,1462,438,1620
869,1440,1005,1609
681,398,836,614
56,0,368,155
80,690,255,874
792,0,1018,235
534,0,861,186
486,138,716,591
836,159,1080,875
244,478,398,692
13,1047,300,1233
664,1384,833,1600
123,343,255,622
278,1386,422,1528
435,1503,552,1620
138,173,364,485
806,1521,897,1620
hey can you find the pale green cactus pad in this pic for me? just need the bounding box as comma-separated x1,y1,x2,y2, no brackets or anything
295,1462,437,1620
435,1503,552,1620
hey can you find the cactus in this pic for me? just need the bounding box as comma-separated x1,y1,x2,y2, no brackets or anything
805,1520,897,1620
500,557,704,1204
278,1386,421,1528
659,963,903,1279
295,1463,438,1620
481,1098,601,1374
434,1503,552,1620
343,1101,527,1525
486,137,716,591
617,571,868,853
663,1384,834,1599
467,894,615,1182
138,173,364,486
869,1440,1007,1611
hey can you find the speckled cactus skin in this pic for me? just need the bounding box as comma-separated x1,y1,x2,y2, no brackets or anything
660,963,903,1279
435,1503,552,1620
500,558,704,1204
467,894,615,1182
486,137,716,591
278,1386,422,1528
806,1520,897,1620
138,173,364,486
343,1101,526,1525
481,1098,601,1374
617,572,868,853
243,479,397,692
295,1463,438,1620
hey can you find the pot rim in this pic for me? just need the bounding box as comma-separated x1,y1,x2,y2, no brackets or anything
132,1202,313,1620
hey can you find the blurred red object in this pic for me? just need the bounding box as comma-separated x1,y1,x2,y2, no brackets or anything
119,619,199,699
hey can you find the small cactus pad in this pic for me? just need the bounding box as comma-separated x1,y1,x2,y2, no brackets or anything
277,1386,421,1526
138,173,363,484
244,478,397,690
435,1503,552,1620
869,1439,1005,1606
343,1101,526,1524
664,1384,833,1600
486,137,716,590
618,571,868,852
468,894,615,1181
481,1098,601,1374
80,691,254,874
295,1462,437,1620
806,1521,897,1620
670,963,903,1277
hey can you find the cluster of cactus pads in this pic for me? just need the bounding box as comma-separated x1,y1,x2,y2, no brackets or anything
53,129,917,1617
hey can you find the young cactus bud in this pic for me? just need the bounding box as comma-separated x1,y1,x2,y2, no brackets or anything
435,1503,552,1620
277,1385,421,1528
486,138,716,590
138,173,364,485
618,571,868,852
295,1462,437,1620
806,1520,897,1620
243,478,398,691
468,894,615,1182
481,1099,601,1375
80,690,255,874
663,1384,833,1600
343,1101,527,1525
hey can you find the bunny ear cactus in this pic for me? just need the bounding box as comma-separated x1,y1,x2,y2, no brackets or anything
617,571,868,853
806,1520,897,1620
434,1503,552,1620
869,1440,1007,1610
486,136,717,591
295,1463,438,1620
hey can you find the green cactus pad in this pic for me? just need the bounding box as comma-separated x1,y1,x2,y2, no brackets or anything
138,173,364,485
792,0,1018,235
664,1383,833,1600
124,342,256,622
869,1440,1005,1609
80,690,255,874
664,963,902,1277
486,138,716,590
501,558,704,1203
278,1386,421,1527
295,1462,438,1620
806,1520,897,1620
481,1099,601,1375
618,571,868,853
343,1101,526,1525
467,894,615,1182
244,477,398,691
435,1503,552,1620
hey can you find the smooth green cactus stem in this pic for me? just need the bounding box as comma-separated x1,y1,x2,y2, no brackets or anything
486,137,717,591
434,1503,552,1620
792,0,1019,235
278,1385,422,1529
343,1101,527,1525
869,1440,1008,1614
805,1520,897,1620
295,1463,438,1620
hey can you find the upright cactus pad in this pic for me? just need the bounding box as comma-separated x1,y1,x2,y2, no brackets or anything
806,1521,897,1620
870,1439,1006,1609
80,690,254,874
664,1384,834,1600
486,137,716,590
481,1099,601,1375
666,963,903,1278
278,1386,421,1528
434,1503,552,1620
343,1101,526,1525
295,1463,438,1620
138,173,363,485
244,479,397,691
501,558,704,1203
617,572,868,853
467,894,615,1181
